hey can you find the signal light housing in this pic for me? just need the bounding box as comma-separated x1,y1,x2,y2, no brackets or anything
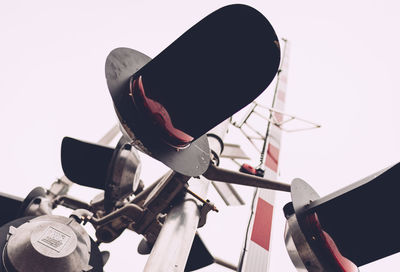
284,178,360,272
284,163,400,271
130,76,193,149
104,5,281,176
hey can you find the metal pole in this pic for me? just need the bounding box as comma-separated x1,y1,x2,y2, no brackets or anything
144,120,230,272
143,175,210,272
97,124,120,145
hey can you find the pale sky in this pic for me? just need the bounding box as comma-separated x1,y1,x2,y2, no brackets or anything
0,1,399,271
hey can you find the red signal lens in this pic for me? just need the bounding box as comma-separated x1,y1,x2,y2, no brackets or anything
130,76,193,149
306,213,358,272
240,163,257,175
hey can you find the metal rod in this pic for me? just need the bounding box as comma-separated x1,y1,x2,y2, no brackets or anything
186,188,218,212
252,109,270,121
254,104,321,128
244,135,262,153
131,172,171,206
243,122,265,138
203,164,291,192
234,103,257,128
211,181,245,206
281,126,322,133
97,124,120,145
214,257,238,271
53,195,91,210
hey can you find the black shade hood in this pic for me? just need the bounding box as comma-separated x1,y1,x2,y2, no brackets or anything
61,137,114,190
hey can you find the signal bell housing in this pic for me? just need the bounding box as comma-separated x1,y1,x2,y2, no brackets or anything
0,215,103,272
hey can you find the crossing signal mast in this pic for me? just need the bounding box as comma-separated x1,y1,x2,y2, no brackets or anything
0,4,398,272
219,39,320,272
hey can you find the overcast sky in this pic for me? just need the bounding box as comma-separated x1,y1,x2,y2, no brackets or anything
0,1,399,271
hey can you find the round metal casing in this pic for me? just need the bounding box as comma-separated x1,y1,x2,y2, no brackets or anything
284,178,325,271
104,137,142,211
105,47,211,177
115,143,141,192
284,213,324,271
3,215,92,272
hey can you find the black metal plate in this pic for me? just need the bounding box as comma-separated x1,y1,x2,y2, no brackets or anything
309,162,400,266
0,193,23,227
184,233,214,271
61,137,114,190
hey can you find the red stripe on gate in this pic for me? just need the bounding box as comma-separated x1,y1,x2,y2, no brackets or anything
251,198,274,251
265,143,279,172
274,112,283,123
277,91,286,102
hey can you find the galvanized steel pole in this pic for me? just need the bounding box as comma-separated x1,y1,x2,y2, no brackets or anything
144,120,230,272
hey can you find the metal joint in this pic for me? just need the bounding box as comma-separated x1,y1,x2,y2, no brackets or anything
198,200,218,228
